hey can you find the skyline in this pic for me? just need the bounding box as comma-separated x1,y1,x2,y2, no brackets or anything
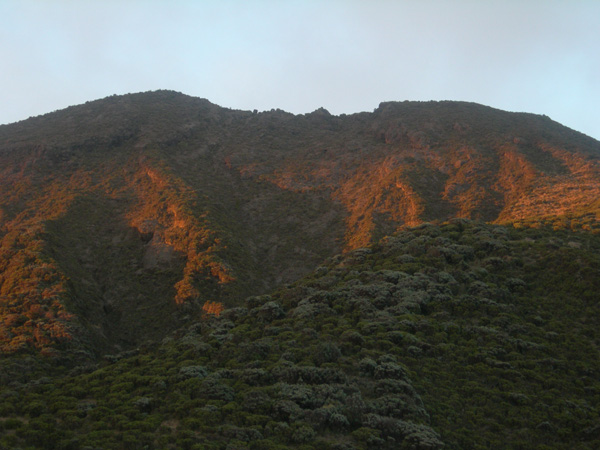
1,0,599,140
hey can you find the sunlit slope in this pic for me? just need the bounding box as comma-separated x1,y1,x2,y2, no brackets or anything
0,91,598,355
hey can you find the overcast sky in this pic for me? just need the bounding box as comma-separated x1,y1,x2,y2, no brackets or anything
1,0,599,140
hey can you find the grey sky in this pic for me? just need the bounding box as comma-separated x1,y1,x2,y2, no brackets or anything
1,0,598,140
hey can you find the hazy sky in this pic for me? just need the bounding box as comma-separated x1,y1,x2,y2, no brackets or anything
2,0,599,140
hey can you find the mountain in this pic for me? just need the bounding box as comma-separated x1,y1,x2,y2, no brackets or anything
1,90,598,357
2,221,600,449
0,91,599,448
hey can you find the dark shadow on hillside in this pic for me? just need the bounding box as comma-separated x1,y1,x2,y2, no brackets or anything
43,194,186,355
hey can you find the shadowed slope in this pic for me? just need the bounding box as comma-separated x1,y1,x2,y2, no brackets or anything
2,221,600,449
0,91,598,355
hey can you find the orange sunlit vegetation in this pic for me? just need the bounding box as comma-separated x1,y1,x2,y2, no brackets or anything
0,225,74,354
201,301,224,317
2,92,600,362
0,150,240,355
126,160,235,306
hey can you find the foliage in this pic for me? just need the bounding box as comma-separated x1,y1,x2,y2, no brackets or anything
1,92,600,447
1,220,600,449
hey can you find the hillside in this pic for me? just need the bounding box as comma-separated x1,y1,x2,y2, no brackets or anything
1,91,600,449
1,91,599,358
1,220,599,449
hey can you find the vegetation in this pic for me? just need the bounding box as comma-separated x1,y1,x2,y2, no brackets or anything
0,91,599,448
1,221,600,449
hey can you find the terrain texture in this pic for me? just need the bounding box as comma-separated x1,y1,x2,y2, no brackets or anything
0,91,599,449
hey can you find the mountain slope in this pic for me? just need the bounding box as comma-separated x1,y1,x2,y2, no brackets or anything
1,221,599,449
0,91,599,356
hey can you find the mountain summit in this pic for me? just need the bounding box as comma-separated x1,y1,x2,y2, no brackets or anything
1,90,599,355
1,91,600,450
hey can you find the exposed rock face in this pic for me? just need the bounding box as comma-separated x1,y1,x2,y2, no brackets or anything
0,90,598,354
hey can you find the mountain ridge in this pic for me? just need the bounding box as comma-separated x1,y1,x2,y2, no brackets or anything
1,91,600,449
1,90,599,356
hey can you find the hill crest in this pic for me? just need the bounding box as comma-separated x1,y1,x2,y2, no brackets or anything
0,91,599,355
